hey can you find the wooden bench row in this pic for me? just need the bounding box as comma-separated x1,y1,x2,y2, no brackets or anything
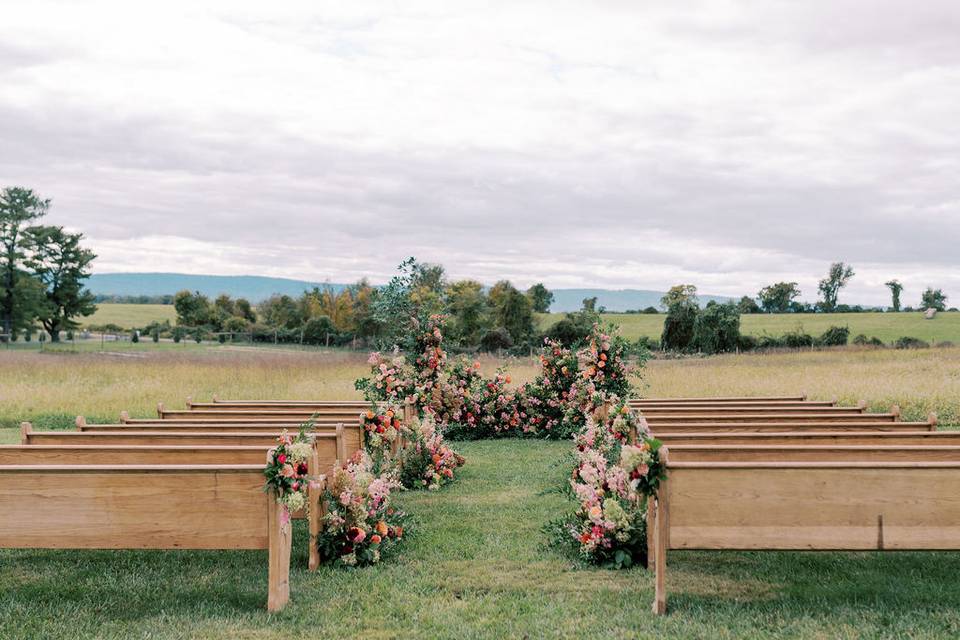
3,420,368,611
643,406,950,615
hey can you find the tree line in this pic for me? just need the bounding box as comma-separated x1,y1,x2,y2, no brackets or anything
737,262,950,314
0,187,96,342
163,259,559,351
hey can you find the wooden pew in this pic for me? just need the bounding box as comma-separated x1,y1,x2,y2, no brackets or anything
22,423,353,463
649,446,960,614
666,444,960,462
634,395,808,403
649,421,933,434
158,407,363,421
0,455,292,611
78,418,365,453
644,412,900,425
639,406,867,417
205,396,371,407
631,401,836,410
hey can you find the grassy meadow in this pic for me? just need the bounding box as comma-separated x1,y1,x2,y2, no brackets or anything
83,302,177,328
539,310,960,344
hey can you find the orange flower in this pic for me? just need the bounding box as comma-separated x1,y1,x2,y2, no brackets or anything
366,410,375,420
395,527,404,538
375,520,389,536
505,375,511,383
370,534,382,545
386,409,394,418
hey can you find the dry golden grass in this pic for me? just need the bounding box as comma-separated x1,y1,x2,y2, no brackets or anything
641,347,960,424
2,345,957,431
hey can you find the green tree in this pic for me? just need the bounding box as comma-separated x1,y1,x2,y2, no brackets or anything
493,282,535,346
920,287,947,312
885,280,904,312
525,283,553,313
581,296,598,313
692,301,740,354
737,295,761,314
257,294,302,330
445,279,490,347
409,262,446,316
817,262,855,312
24,226,96,342
660,284,699,351
173,290,215,327
0,187,49,340
757,282,800,313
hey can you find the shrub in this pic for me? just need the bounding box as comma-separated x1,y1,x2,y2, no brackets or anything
172,327,183,343
783,331,814,348
641,306,659,314
737,334,758,351
480,327,513,352
817,326,849,347
692,302,740,354
131,331,139,343
302,316,337,346
894,336,929,349
660,303,698,352
544,311,597,348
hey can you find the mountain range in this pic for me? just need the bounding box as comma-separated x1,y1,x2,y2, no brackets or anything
87,272,735,313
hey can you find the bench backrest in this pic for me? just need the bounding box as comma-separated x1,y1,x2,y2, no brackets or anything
644,413,898,424
651,422,932,434
634,395,807,403
640,406,863,415
655,427,947,447
666,444,960,462
0,463,291,610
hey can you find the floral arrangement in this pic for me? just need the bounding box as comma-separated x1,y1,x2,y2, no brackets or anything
263,425,316,529
547,406,665,569
395,412,466,490
360,404,407,452
316,450,408,567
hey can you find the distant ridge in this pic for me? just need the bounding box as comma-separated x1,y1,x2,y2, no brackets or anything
87,272,735,312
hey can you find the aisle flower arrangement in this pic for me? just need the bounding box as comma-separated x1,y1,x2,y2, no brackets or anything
396,412,466,490
263,426,315,529
360,405,407,453
316,450,408,567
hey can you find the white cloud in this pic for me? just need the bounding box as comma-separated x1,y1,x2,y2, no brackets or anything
1,0,958,306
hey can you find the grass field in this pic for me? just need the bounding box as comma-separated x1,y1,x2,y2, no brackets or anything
83,302,176,329
2,345,957,431
4,438,960,638
539,310,960,344
3,347,960,637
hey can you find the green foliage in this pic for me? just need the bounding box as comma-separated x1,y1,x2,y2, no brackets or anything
737,295,761,314
0,186,51,339
173,290,215,327
818,262,855,312
543,310,599,348
894,336,930,349
480,327,513,352
886,280,904,312
444,279,490,347
757,282,800,313
492,281,536,346
302,315,337,345
817,325,850,347
921,288,947,312
525,283,553,313
660,284,699,351
24,225,97,341
130,330,139,343
853,333,884,347
692,301,741,354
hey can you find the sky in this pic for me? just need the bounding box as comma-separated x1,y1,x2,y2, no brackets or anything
1,0,958,306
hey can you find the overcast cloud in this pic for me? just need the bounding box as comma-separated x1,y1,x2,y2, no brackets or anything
1,0,958,305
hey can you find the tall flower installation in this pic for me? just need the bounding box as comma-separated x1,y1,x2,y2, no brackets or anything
263,425,316,531
316,450,408,567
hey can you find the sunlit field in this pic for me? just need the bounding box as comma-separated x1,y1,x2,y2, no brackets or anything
3,345,957,437
538,311,960,344
82,302,177,328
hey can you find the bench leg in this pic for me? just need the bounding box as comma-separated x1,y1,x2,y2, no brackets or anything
652,484,669,615
308,451,322,572
646,495,655,568
267,495,292,612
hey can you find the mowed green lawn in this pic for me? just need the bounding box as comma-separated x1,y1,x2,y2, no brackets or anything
2,438,960,639
539,311,960,344
83,302,177,329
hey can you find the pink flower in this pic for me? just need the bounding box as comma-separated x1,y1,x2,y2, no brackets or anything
281,464,295,478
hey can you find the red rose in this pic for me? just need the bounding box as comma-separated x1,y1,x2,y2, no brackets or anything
277,454,287,464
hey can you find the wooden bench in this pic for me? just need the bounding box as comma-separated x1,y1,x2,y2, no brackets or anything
649,420,933,434
0,455,292,610
631,401,837,410
648,445,960,614
22,423,354,466
205,396,372,407
644,412,900,425
639,405,867,417
634,395,809,404
656,426,949,448
159,407,364,421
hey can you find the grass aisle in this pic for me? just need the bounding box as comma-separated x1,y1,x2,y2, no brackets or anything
3,440,960,638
